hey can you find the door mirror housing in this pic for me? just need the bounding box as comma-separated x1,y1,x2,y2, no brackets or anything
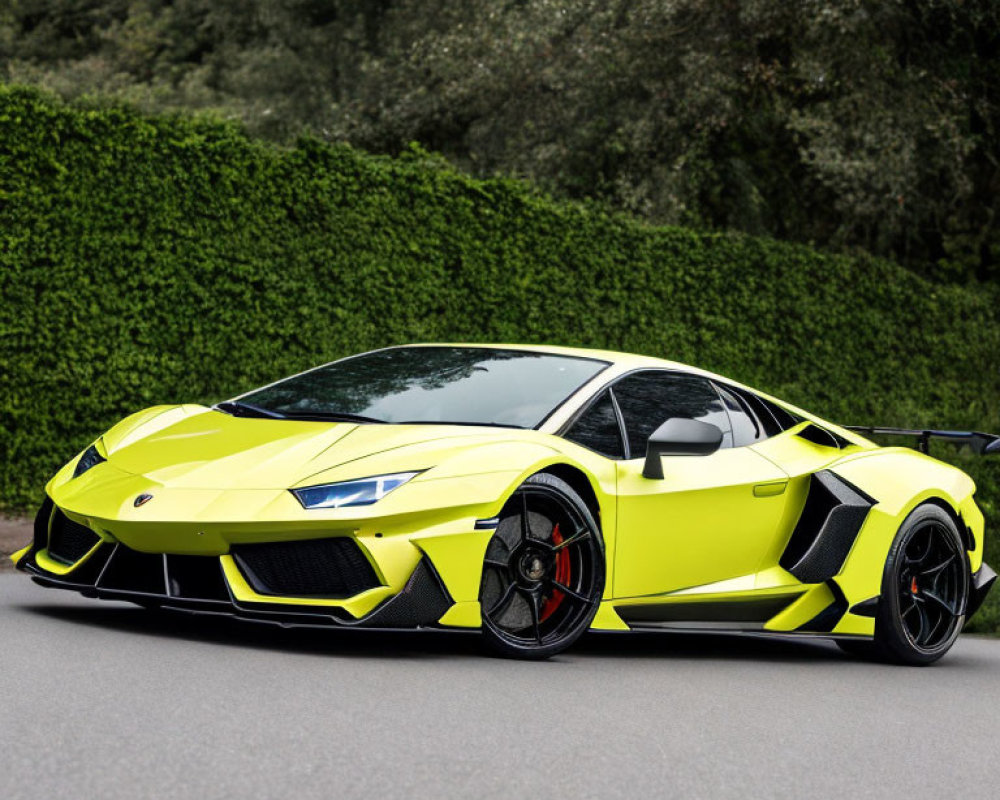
642,418,723,479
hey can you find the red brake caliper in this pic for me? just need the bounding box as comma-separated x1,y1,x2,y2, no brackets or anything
540,523,570,622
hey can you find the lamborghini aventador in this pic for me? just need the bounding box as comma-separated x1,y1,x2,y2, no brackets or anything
12,344,997,662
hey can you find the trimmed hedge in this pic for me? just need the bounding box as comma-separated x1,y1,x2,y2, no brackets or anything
2,86,999,630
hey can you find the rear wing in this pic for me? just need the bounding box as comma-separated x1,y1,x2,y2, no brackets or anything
845,426,1000,456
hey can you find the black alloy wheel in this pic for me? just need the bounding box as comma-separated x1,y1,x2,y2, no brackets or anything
479,473,604,659
849,504,969,665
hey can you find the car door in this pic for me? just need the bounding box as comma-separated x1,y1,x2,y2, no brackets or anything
714,382,858,571
609,371,792,598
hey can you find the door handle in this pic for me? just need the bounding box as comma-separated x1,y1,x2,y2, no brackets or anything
753,480,788,497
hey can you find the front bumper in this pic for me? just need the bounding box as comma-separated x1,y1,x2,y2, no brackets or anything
16,535,456,632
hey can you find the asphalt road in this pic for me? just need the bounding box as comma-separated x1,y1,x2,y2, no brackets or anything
2,574,998,800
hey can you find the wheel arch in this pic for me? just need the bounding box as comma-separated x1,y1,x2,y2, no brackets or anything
534,463,602,527
918,496,972,552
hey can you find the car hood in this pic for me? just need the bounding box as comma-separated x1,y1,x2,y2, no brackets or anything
101,405,530,490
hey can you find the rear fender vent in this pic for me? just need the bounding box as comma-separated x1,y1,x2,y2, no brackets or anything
780,471,876,583
48,510,101,565
232,537,381,599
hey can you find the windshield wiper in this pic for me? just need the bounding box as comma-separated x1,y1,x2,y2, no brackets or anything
395,420,527,429
280,411,387,424
216,402,384,424
215,401,287,419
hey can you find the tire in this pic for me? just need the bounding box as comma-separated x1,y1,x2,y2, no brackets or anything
479,472,605,659
867,504,969,665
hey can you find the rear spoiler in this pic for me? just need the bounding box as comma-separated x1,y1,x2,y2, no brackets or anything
845,426,1000,456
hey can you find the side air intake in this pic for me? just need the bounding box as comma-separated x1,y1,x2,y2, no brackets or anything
779,471,875,584
795,423,851,449
232,537,381,598
47,510,101,565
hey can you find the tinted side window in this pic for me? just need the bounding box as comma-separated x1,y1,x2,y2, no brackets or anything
717,383,803,442
760,396,801,430
716,384,762,447
612,371,729,458
564,390,625,459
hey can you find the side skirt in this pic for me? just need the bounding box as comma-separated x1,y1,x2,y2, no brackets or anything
615,593,803,632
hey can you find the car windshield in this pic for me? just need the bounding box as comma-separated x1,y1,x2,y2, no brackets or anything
232,347,609,428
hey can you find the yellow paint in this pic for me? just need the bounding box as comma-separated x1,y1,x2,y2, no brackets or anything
764,583,834,631
411,529,494,603
34,543,102,576
9,545,31,566
751,421,860,477
589,602,631,630
613,446,789,597
753,565,805,590
833,613,876,636
831,449,979,610
437,602,482,628
21,343,986,643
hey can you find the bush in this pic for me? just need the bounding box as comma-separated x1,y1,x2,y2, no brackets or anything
2,86,998,629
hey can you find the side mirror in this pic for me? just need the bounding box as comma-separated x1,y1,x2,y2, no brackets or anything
642,418,723,479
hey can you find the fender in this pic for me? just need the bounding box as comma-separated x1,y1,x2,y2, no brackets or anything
824,448,980,635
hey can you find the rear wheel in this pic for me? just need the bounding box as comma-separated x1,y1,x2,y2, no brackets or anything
479,473,604,659
855,505,969,665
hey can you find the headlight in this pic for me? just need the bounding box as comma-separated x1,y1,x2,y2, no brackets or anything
73,444,106,478
291,471,421,509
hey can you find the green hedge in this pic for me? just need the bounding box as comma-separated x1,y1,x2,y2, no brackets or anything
2,86,999,630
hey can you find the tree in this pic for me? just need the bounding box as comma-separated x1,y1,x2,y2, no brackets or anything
3,0,999,281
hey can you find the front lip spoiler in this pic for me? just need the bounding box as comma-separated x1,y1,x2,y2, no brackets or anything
967,562,997,620
19,544,455,632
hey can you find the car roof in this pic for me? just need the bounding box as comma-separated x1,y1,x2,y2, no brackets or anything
399,343,870,443
403,342,688,371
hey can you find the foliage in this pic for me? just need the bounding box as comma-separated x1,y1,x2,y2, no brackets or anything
1,86,999,628
2,1,999,282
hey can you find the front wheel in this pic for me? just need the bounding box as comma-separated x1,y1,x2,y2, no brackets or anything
866,504,969,665
479,473,605,659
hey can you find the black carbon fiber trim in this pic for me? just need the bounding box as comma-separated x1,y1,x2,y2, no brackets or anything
967,562,997,620
47,510,101,565
166,554,231,602
616,594,801,625
33,497,53,551
848,596,880,618
22,544,454,631
232,537,381,599
780,471,875,584
98,545,166,594
359,557,454,628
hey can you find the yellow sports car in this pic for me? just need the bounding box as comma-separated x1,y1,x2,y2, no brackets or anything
12,344,997,662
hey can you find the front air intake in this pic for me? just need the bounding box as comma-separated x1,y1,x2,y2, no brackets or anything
231,537,381,598
48,510,100,564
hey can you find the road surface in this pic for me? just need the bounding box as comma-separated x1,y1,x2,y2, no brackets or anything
1,574,997,799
